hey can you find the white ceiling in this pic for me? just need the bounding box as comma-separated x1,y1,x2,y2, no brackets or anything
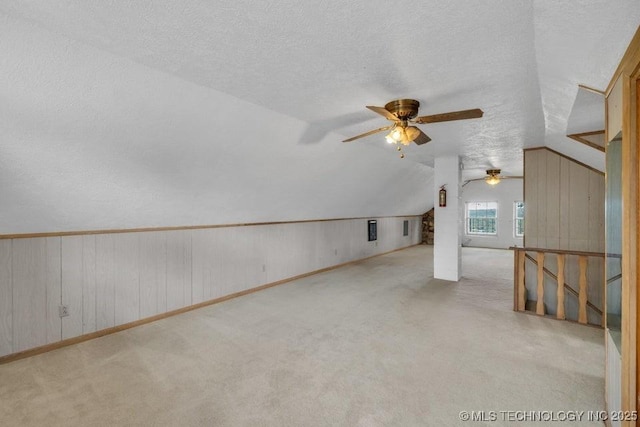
0,1,638,233
566,87,605,135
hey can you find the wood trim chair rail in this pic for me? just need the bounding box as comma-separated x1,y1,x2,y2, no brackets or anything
0,214,422,240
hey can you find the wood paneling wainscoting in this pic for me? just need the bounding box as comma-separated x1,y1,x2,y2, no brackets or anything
0,216,420,362
523,147,605,252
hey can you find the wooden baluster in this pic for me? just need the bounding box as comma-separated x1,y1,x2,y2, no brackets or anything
578,256,588,324
556,254,565,320
517,250,526,311
536,252,545,315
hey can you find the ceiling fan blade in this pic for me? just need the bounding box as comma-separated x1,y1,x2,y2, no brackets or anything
342,125,394,142
366,105,399,121
412,129,432,145
413,108,483,124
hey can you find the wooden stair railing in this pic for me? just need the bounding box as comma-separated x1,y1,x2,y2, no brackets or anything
511,247,606,326
522,253,603,319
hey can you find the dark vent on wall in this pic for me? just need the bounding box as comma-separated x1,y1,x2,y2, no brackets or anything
368,220,377,241
403,220,409,236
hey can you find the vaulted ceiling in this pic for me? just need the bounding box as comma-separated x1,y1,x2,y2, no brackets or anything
0,1,638,233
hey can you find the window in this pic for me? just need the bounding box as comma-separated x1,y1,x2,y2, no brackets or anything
514,201,524,237
466,202,498,235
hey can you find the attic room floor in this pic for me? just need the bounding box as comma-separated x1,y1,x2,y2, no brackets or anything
0,246,604,427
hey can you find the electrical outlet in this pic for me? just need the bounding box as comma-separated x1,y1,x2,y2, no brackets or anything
59,305,69,318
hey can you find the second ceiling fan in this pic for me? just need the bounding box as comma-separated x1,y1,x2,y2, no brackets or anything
343,99,483,158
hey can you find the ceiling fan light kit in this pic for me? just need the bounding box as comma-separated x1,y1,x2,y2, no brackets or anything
343,99,483,158
485,169,501,185
385,125,419,146
462,169,523,187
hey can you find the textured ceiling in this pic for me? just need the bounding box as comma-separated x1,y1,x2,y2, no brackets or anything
532,0,638,170
0,1,638,232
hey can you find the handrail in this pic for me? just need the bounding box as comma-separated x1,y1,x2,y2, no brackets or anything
509,246,605,258
607,273,622,285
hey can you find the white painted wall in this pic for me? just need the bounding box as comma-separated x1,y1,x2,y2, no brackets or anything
433,156,461,281
461,179,524,249
0,216,420,358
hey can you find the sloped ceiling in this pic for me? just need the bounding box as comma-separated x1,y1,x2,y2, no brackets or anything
0,1,638,233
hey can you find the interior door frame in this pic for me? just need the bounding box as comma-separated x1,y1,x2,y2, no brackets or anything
606,25,640,424
633,65,640,420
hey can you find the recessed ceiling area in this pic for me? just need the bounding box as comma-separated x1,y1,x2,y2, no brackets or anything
0,1,638,233
567,88,605,135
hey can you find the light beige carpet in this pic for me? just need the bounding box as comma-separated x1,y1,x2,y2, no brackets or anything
0,246,604,426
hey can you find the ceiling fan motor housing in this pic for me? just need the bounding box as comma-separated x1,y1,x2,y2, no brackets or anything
384,99,420,120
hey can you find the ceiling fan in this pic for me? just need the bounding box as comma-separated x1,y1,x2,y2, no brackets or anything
342,99,483,158
463,169,523,186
